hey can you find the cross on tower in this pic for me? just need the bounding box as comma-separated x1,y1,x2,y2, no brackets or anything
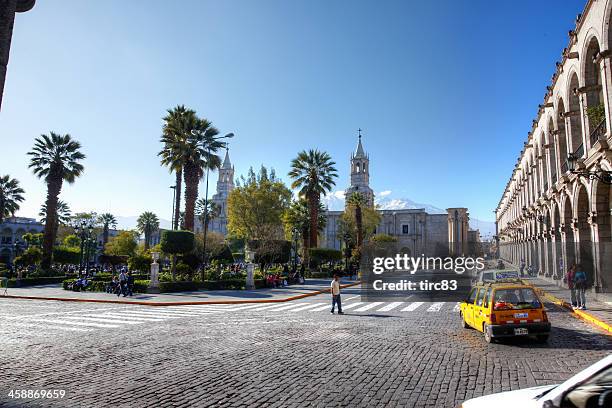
358,128,362,139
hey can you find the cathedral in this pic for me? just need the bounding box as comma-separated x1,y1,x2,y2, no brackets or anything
200,134,475,256
321,134,473,257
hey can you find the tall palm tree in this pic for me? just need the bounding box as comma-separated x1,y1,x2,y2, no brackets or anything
98,213,117,245
28,133,85,268
196,198,220,236
39,200,71,242
0,174,25,223
347,192,366,249
159,105,191,231
182,117,222,231
288,149,337,249
137,211,159,251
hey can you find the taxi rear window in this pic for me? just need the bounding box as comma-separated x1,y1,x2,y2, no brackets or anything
492,288,541,310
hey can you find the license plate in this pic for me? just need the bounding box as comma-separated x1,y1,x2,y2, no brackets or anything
514,313,528,318
514,328,528,335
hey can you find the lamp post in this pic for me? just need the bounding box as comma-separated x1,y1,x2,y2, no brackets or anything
292,227,300,274
198,132,234,272
170,185,177,230
73,220,95,275
567,153,612,184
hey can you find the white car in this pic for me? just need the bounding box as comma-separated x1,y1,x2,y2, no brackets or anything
460,353,612,408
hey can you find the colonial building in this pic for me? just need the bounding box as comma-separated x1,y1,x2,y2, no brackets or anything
196,148,234,236
495,0,612,294
0,217,44,264
321,135,472,257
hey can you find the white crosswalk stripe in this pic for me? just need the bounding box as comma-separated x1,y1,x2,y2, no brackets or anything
354,302,384,312
288,303,327,312
401,302,424,312
263,303,312,312
453,303,461,312
27,318,120,329
94,313,166,322
427,302,444,312
338,302,364,310
377,302,404,312
63,316,144,325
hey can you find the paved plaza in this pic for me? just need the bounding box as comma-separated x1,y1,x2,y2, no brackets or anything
1,285,610,408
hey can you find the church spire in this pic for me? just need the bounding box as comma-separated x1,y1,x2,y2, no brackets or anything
353,128,366,158
221,147,232,169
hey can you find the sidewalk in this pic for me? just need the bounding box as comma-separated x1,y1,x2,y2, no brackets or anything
525,276,612,333
0,278,361,306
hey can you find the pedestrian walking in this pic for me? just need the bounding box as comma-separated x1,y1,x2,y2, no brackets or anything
519,259,526,277
126,271,134,297
564,264,577,308
118,269,127,297
330,274,343,315
574,264,588,310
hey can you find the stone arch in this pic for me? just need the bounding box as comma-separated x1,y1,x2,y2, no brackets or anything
567,71,585,156
574,183,595,280
581,35,605,135
556,98,569,172
546,116,558,184
0,248,11,264
562,193,576,266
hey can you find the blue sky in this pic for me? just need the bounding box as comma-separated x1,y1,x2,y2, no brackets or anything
0,0,586,225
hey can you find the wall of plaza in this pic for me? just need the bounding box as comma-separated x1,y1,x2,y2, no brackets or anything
495,0,612,293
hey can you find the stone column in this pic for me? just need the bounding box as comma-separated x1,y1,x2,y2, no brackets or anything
0,0,34,111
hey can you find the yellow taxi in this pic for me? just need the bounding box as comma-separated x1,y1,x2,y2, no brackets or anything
459,280,551,343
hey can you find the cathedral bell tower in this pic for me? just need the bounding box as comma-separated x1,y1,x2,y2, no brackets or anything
345,129,374,207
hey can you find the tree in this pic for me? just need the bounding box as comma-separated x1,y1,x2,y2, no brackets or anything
39,200,71,243
28,133,85,269
227,166,292,242
63,234,81,248
98,213,117,245
14,247,42,267
283,198,326,258
338,202,381,250
347,192,366,249
137,211,159,251
0,174,25,223
159,106,223,231
22,233,43,247
160,230,195,279
196,198,220,235
104,231,138,257
288,150,337,249
159,105,190,231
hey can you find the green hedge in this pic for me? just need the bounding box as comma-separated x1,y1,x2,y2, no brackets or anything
60,278,267,293
7,276,68,287
62,279,149,293
90,273,149,281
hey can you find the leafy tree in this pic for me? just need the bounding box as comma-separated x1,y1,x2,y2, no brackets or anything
338,202,381,249
249,239,291,272
63,234,81,248
98,213,117,245
52,247,80,265
28,133,85,269
227,166,291,242
309,248,342,269
137,211,159,250
196,198,220,235
283,198,326,258
128,254,152,273
104,231,138,257
370,233,398,243
15,247,42,267
288,149,337,250
22,233,43,247
0,174,25,223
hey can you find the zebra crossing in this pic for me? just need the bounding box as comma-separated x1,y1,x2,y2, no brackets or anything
1,301,461,334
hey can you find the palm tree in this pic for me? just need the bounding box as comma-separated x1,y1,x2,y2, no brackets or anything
137,211,159,251
28,133,85,269
39,200,71,242
196,198,220,236
98,213,117,245
0,175,25,223
159,105,191,231
347,192,366,249
288,149,337,249
182,117,222,231
284,198,327,256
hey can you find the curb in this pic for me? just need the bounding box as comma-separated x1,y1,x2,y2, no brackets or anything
528,283,612,335
0,281,362,307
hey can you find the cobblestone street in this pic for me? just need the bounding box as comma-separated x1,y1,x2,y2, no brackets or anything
1,287,610,408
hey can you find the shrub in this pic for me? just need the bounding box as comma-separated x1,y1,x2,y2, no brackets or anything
128,254,152,273
158,281,200,293
7,276,67,287
309,248,342,267
14,247,43,267
53,247,81,265
98,254,129,265
210,245,234,263
249,239,291,265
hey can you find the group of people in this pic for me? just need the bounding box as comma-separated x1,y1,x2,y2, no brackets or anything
106,269,135,297
564,263,588,310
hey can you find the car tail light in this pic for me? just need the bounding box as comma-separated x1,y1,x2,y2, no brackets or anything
542,311,548,322
490,313,497,324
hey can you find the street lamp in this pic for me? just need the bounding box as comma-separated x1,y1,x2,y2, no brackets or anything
291,227,300,273
73,219,95,275
170,185,177,230
567,153,612,184
198,132,234,273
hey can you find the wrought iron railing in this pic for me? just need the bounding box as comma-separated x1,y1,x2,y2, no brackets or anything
589,119,606,146
543,181,548,192
551,169,557,183
574,143,584,159
561,161,568,173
